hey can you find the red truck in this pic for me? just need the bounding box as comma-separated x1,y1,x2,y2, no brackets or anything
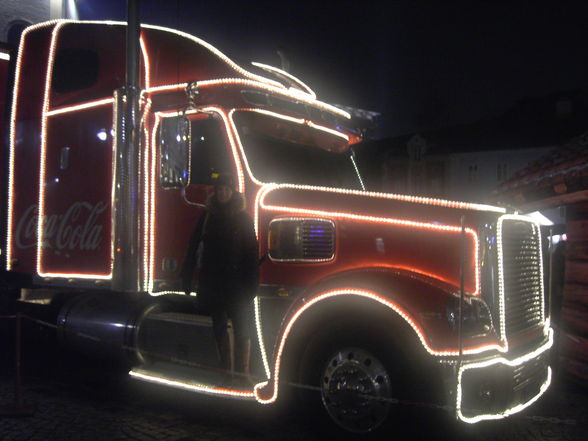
0,20,553,434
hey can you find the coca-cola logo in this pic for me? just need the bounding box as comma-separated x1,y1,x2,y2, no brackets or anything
15,202,107,251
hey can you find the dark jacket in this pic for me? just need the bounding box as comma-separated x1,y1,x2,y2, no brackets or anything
181,192,259,311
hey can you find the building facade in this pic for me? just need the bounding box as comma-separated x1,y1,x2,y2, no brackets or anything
0,0,75,46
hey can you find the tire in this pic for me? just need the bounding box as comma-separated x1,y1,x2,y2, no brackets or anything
296,327,405,437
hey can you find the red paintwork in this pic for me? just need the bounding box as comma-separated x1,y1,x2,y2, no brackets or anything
257,186,480,293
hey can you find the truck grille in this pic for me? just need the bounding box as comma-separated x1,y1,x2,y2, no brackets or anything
513,351,549,396
499,217,544,339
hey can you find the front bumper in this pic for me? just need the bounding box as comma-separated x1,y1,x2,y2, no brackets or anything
456,328,553,424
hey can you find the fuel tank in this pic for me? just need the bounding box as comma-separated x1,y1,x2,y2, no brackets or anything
57,293,218,369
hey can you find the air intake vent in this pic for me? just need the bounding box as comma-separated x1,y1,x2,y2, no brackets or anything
269,218,335,262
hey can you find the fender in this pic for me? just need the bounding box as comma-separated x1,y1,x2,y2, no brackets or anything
254,268,501,405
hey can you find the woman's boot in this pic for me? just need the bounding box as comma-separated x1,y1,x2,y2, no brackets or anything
234,337,252,388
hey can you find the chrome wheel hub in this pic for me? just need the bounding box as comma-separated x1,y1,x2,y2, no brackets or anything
321,347,391,433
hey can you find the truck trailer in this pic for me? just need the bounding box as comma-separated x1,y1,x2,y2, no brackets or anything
0,20,553,434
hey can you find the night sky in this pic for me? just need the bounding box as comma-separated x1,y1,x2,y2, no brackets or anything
78,1,588,138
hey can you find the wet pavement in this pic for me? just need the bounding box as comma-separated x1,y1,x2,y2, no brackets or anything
0,312,587,440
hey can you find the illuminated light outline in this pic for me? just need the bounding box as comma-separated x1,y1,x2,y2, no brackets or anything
147,113,162,294
141,98,153,291
146,290,185,296
350,154,366,190
233,107,349,141
259,188,481,296
258,184,507,214
251,61,316,98
456,328,553,423
45,98,114,116
496,215,546,345
228,108,505,214
227,109,358,206
254,288,512,405
145,108,270,378
6,20,160,270
197,79,351,120
27,19,287,90
6,22,51,270
36,21,113,279
267,217,336,263
139,35,150,89
16,18,302,278
31,20,141,279
144,83,188,94
0,51,10,61
307,121,350,141
140,24,285,90
129,370,255,399
254,296,271,378
37,21,67,277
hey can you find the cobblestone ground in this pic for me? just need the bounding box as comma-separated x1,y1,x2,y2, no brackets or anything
0,362,586,440
0,315,586,440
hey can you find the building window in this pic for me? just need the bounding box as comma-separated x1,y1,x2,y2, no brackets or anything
468,164,478,183
497,163,508,181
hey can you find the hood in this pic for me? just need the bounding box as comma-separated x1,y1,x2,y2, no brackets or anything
258,185,505,227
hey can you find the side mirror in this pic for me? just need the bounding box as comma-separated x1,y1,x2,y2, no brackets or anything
160,116,190,188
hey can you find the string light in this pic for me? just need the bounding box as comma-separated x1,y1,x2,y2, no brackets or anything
350,154,365,190
251,61,316,98
254,297,271,378
254,288,511,405
129,369,255,398
198,79,350,119
6,22,51,270
258,186,481,296
37,22,67,277
45,98,114,117
456,328,553,423
146,107,246,295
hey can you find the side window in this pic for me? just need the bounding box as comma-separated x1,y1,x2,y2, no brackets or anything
159,116,190,188
52,48,100,93
189,115,232,185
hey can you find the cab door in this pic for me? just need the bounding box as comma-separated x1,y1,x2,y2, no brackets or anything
150,111,236,293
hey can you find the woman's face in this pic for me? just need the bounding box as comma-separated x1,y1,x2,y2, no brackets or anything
215,185,233,204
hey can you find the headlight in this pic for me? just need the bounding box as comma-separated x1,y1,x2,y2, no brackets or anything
268,218,335,262
446,296,492,334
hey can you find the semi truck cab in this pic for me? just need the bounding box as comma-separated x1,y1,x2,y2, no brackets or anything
1,20,553,435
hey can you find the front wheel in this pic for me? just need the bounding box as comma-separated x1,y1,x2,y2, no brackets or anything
320,346,392,433
296,327,406,437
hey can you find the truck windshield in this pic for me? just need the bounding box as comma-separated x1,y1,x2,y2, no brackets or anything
233,111,363,190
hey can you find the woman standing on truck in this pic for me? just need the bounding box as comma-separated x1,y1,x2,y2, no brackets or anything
181,174,259,387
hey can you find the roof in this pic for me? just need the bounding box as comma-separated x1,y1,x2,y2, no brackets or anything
490,131,588,209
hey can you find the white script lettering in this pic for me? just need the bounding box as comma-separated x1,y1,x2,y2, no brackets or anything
15,202,107,251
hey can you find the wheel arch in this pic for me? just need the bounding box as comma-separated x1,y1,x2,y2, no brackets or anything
254,271,455,404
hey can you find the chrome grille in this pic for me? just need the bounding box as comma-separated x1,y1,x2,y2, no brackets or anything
513,352,549,395
500,218,544,337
